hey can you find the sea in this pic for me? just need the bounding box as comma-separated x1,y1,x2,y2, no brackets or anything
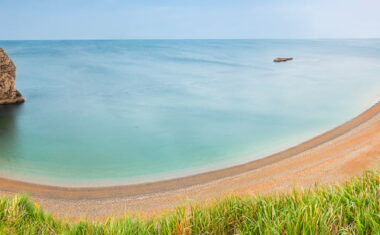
0,39,379,186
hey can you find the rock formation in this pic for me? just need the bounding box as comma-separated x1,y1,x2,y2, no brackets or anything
273,57,293,63
0,49,25,105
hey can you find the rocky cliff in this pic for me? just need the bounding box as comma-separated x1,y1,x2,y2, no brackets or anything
0,49,25,105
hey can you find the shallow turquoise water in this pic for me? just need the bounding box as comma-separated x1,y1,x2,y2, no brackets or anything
0,39,379,186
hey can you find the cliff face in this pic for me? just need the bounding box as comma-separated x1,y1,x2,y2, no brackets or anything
0,49,25,105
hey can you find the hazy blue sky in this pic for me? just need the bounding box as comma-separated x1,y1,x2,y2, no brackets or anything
0,0,379,40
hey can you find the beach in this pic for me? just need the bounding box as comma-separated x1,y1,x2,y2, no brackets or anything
1,1,379,233
0,101,379,220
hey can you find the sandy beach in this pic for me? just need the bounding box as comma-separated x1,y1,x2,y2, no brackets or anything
0,101,379,220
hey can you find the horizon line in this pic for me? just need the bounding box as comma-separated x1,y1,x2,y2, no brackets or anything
1,37,380,41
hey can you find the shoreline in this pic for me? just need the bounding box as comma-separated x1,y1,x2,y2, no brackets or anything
0,101,379,219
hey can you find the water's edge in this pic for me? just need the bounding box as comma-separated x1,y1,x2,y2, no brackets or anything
0,100,378,195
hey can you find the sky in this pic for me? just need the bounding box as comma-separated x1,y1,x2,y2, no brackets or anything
0,0,379,40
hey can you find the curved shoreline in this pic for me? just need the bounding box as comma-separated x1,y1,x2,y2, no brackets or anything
0,101,379,219
0,101,379,197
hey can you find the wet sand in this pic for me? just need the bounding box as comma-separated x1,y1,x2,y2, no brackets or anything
0,101,379,220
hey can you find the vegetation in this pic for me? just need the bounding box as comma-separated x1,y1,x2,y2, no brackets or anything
0,171,378,234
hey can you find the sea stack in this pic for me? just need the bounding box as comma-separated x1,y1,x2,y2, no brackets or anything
273,57,293,62
0,48,25,105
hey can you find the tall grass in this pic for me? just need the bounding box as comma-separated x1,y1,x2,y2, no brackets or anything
0,171,378,234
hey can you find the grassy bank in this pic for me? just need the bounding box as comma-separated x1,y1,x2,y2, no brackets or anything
0,171,378,234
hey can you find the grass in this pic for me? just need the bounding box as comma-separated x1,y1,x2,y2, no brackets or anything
0,171,378,234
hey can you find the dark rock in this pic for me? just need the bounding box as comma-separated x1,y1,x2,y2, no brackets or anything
273,57,294,63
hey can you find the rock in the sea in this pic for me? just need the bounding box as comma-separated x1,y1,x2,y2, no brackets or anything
0,48,25,105
273,57,293,63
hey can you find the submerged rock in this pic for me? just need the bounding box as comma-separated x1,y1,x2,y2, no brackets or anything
273,57,293,63
0,49,25,105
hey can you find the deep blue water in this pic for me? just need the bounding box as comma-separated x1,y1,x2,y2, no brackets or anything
0,39,379,186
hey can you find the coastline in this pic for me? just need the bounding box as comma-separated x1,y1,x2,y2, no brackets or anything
0,101,379,219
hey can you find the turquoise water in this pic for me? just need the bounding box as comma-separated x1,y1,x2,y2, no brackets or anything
0,39,379,186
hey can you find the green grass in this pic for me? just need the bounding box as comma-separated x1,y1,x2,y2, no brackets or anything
0,171,378,234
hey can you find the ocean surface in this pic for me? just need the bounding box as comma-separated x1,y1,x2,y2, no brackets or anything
0,39,379,186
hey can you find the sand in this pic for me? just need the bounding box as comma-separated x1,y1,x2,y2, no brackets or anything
0,101,379,220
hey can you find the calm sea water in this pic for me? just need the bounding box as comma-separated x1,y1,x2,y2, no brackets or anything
0,39,379,186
